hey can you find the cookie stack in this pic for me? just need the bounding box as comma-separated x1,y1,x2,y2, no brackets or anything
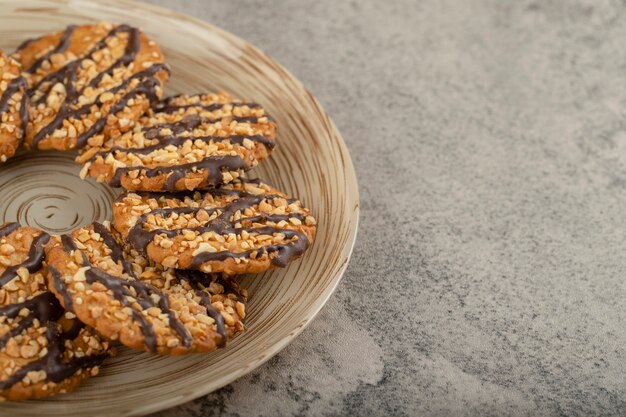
0,22,316,400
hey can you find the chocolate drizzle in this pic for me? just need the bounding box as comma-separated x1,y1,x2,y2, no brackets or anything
193,227,307,268
91,134,275,167
174,270,227,347
91,222,134,276
109,154,249,191
179,269,245,303
0,231,50,287
85,267,161,352
125,186,311,269
0,227,106,392
48,265,75,312
0,320,107,390
54,225,193,353
147,115,266,131
151,98,275,125
0,222,19,238
84,92,275,189
25,25,76,74
17,23,167,149
0,76,28,140
48,234,86,312
153,99,261,114
72,64,166,149
0,292,61,350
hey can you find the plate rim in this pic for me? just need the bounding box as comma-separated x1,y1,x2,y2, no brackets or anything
0,0,360,414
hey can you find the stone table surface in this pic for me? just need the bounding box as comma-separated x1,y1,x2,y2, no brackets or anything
141,0,626,415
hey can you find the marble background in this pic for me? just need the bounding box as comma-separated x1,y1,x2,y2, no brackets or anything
140,0,626,415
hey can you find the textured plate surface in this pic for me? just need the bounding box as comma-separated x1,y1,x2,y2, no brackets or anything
0,151,117,234
0,0,359,416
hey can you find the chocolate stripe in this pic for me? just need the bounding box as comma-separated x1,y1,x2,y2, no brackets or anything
145,115,266,135
154,100,261,114
126,191,310,268
53,226,193,352
25,25,76,74
0,222,19,238
0,322,107,390
0,292,62,349
48,265,75,312
0,77,27,139
0,228,105,392
91,133,275,162
108,154,249,191
18,24,167,149
0,231,50,287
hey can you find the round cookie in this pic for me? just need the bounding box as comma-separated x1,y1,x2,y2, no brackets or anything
112,178,316,275
13,22,169,151
45,222,246,355
77,93,276,191
0,52,28,162
0,223,112,401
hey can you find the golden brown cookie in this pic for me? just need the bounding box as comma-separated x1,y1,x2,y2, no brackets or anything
77,93,276,191
45,222,246,355
112,178,316,275
0,52,28,162
0,223,112,401
13,22,169,151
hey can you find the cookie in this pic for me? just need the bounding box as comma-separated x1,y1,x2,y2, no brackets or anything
45,222,246,355
0,52,28,162
13,22,169,151
112,178,316,275
77,93,276,191
0,223,111,401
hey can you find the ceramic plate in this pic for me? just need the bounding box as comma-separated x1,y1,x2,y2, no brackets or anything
0,1,359,415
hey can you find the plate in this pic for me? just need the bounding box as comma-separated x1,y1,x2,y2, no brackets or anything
0,1,359,416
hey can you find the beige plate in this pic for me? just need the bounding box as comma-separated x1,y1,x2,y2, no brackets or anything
0,1,359,415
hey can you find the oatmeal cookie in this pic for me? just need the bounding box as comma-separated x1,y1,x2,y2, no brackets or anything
77,93,276,191
0,223,111,401
0,52,28,162
45,222,246,355
112,178,316,275
13,22,169,151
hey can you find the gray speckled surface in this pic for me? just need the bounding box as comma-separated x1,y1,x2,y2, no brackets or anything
140,0,626,415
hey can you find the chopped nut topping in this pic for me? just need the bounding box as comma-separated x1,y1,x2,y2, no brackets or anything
44,223,247,355
15,22,169,152
113,178,316,275
0,223,111,399
80,93,276,192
